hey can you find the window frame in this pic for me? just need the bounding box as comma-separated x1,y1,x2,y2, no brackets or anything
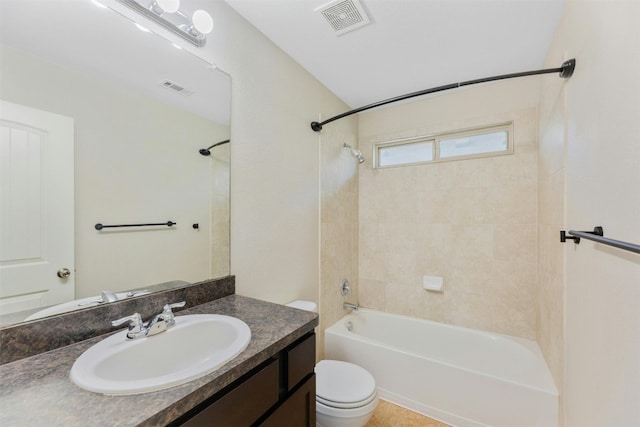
373,122,514,169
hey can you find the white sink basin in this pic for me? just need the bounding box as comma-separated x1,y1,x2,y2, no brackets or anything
70,314,251,395
24,291,151,321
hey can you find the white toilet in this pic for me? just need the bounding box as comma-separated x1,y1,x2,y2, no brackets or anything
286,301,379,427
315,359,379,427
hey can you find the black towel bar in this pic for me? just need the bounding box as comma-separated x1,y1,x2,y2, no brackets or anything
95,221,176,230
560,226,640,255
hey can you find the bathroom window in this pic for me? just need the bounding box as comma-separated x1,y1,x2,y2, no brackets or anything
378,140,434,167
373,122,513,168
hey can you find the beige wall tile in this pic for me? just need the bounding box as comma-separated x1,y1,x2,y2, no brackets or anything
416,287,448,323
384,282,423,318
537,46,568,419
319,116,360,360
444,290,495,332
359,278,386,311
358,95,539,339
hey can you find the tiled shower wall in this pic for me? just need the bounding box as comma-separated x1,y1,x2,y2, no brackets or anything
357,81,541,339
319,115,359,358
537,57,567,417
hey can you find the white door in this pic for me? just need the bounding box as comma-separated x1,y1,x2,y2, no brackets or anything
0,100,74,316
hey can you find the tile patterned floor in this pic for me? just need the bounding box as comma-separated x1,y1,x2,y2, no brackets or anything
365,399,451,427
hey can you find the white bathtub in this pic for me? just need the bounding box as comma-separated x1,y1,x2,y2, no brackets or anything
324,309,558,427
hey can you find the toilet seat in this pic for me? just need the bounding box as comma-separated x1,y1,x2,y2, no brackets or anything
317,391,378,409
315,360,377,409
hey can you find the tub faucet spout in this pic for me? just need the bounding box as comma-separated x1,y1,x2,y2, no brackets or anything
343,302,358,311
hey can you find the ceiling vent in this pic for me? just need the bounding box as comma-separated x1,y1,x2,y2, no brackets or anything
158,79,194,96
316,0,372,36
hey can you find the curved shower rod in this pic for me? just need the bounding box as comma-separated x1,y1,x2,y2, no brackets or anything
310,59,576,132
199,139,230,156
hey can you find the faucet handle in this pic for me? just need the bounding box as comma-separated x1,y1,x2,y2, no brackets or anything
164,301,186,311
111,313,142,328
111,313,143,330
161,301,186,327
112,313,147,340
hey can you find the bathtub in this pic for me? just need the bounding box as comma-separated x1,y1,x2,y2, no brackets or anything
324,309,558,427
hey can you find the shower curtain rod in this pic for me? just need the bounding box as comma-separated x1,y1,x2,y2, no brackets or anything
310,59,576,132
199,139,230,156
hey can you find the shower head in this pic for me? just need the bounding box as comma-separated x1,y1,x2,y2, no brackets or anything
344,143,365,164
199,139,230,156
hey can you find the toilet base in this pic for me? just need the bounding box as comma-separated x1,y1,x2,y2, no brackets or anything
316,413,374,427
315,393,378,427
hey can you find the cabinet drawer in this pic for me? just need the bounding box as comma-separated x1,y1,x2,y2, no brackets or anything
181,360,279,427
287,334,315,390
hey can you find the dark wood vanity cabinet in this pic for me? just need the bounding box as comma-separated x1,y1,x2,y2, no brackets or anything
175,333,316,427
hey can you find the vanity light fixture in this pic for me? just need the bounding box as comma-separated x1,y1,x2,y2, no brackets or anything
150,0,180,14
117,0,214,47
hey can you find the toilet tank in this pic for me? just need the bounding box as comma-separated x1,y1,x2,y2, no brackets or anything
286,300,317,312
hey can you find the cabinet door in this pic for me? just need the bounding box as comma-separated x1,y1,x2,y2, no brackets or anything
181,360,279,427
260,375,316,427
287,334,315,391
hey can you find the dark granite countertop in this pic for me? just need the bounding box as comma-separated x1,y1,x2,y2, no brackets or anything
0,295,318,427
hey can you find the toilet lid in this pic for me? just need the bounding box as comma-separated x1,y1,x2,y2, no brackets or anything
315,360,376,408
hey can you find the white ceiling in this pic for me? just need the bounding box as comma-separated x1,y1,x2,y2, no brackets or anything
225,0,566,109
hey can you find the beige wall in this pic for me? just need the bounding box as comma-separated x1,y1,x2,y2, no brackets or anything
539,1,640,426
358,79,541,339
319,115,359,358
195,1,361,352
101,0,353,306
185,1,354,305
0,44,229,298
201,2,359,360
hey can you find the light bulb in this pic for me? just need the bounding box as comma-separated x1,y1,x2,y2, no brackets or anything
156,0,180,13
192,10,214,34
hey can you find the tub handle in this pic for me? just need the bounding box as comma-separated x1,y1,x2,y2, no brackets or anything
340,279,351,296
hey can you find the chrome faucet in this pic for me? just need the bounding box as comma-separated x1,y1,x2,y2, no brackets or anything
343,302,359,311
77,290,119,307
111,301,186,340
101,291,119,303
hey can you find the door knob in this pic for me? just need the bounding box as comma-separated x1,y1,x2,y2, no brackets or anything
57,268,71,278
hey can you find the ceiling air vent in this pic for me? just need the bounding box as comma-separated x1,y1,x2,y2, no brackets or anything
158,79,194,96
316,0,371,36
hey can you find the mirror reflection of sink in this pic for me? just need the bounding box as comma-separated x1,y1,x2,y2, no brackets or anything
70,314,251,395
24,291,151,321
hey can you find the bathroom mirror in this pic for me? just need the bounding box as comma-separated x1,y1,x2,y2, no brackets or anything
0,0,231,325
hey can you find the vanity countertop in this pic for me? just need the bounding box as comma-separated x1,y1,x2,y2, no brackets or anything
0,295,318,427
